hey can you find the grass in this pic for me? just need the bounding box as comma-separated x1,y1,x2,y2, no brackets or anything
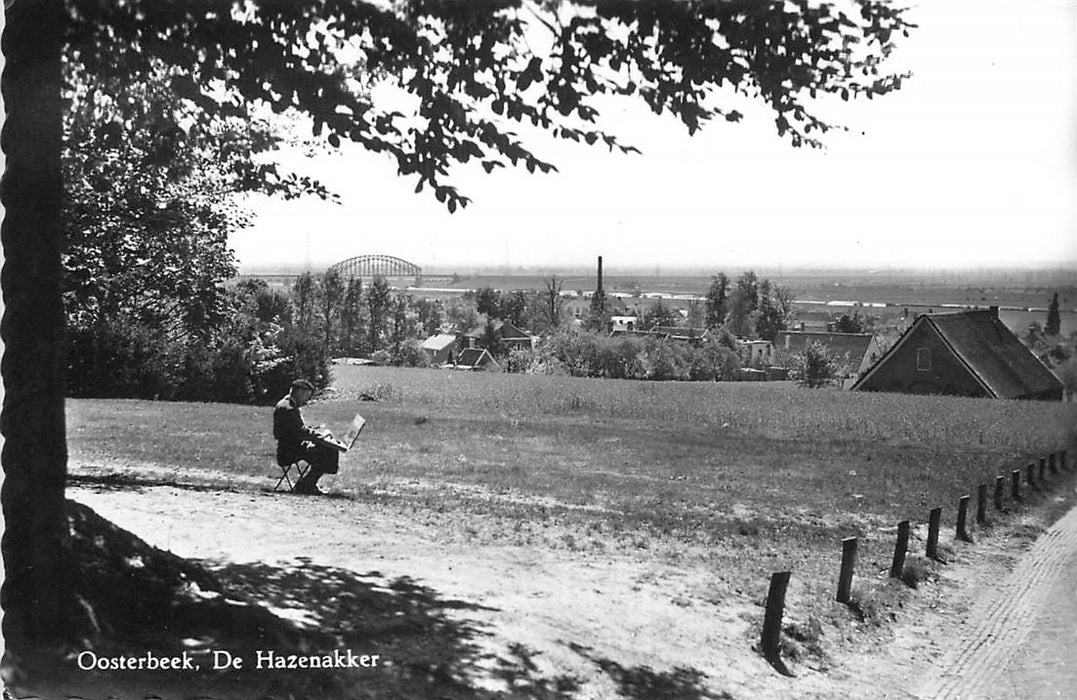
66,364,1077,649
68,365,1077,543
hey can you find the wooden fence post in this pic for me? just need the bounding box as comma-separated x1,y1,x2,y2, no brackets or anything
890,521,910,579
761,571,791,662
994,476,1006,512
1049,452,1058,475
957,495,972,542
1039,458,1047,482
1011,469,1021,502
1027,462,1036,488
927,507,942,560
976,483,988,524
836,537,858,604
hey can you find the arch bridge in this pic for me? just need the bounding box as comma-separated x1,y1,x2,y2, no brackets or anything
327,254,421,278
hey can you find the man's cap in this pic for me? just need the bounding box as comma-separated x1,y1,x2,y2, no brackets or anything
291,379,314,391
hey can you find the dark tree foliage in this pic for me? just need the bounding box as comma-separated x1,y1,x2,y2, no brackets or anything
538,275,567,332
3,0,914,671
735,270,760,315
1046,293,1061,336
366,275,392,351
414,296,444,337
833,311,865,333
320,268,346,354
64,0,913,212
479,318,507,357
500,290,529,329
475,286,502,318
339,276,366,353
754,281,785,341
791,340,844,388
61,31,333,360
704,272,729,329
641,299,677,330
239,278,292,326
298,272,322,327
726,270,761,337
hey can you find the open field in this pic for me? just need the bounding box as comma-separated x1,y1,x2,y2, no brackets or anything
71,364,1077,487
61,366,1077,697
68,364,1077,588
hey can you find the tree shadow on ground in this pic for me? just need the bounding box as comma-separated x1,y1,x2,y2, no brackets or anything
567,643,734,700
69,470,248,494
69,468,363,501
4,501,575,700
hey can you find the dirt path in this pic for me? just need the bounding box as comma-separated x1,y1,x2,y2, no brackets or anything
64,478,894,699
61,470,1077,699
917,494,1077,699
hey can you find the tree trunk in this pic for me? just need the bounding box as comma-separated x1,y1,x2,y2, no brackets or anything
1,0,71,651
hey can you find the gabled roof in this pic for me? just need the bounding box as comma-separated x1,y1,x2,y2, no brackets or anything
463,320,532,340
499,322,532,339
775,331,874,360
455,347,496,368
420,333,458,351
853,309,1062,399
927,310,1062,399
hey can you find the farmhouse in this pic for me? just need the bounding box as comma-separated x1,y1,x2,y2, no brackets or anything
452,347,499,371
851,308,1064,400
496,322,536,351
737,339,775,367
461,320,535,351
419,333,461,365
774,331,882,376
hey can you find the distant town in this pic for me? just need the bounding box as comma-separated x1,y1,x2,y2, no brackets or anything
232,254,1077,400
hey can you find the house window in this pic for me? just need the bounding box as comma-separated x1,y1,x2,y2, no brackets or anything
916,347,932,372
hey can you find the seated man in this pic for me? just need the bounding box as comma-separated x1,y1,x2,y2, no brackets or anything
273,378,339,495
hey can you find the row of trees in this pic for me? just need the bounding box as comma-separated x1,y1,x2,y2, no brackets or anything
471,277,572,333
66,266,459,403
65,250,885,400
498,328,852,387
702,271,796,340
290,271,442,362
470,270,799,341
504,328,742,381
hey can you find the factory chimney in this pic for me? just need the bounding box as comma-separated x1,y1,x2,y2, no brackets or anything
597,255,603,297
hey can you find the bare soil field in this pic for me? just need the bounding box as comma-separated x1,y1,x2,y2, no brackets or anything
19,367,1077,698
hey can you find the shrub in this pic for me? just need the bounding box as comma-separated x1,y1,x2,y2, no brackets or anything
638,336,691,380
388,339,427,368
596,337,645,379
546,328,602,377
278,330,331,393
789,341,846,388
689,338,740,381
509,346,568,376
900,557,931,589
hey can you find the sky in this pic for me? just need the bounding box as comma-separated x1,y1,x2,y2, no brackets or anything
230,0,1077,274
